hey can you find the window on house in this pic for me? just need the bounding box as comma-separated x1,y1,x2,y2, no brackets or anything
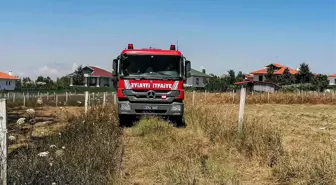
258,75,263,81
334,79,336,84
8,81,11,85
195,78,199,85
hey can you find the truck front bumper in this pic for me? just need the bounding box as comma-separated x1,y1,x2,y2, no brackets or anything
118,101,184,116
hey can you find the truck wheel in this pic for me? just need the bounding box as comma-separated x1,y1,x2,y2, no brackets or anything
171,116,186,128
118,115,134,127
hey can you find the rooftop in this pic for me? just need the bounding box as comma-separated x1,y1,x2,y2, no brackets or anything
0,72,19,80
85,66,113,77
249,63,299,75
67,66,113,78
328,74,336,78
190,68,211,77
234,80,280,87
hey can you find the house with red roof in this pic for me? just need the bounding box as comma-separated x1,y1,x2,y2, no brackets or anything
328,74,336,86
67,66,113,87
0,71,19,91
245,63,299,82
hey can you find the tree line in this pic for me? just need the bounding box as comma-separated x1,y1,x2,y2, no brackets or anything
12,65,85,91
4,63,333,93
203,62,332,92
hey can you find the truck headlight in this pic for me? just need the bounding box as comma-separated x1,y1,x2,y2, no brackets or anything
171,105,181,112
120,103,131,111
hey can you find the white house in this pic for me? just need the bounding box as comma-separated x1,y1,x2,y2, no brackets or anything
67,66,114,87
328,74,336,86
185,68,211,88
0,71,19,91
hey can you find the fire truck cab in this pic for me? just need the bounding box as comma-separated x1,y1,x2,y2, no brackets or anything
112,44,191,127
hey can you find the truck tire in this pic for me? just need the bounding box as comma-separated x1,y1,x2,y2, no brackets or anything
171,116,186,128
118,114,134,127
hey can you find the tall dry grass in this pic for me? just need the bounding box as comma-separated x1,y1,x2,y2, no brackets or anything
118,104,285,184
118,102,336,184
7,92,336,184
184,91,336,105
8,104,123,184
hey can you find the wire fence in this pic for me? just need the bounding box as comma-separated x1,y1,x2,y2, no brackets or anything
1,88,336,183
185,90,336,105
1,89,336,109
1,92,117,108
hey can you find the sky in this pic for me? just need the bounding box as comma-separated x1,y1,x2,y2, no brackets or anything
0,0,335,79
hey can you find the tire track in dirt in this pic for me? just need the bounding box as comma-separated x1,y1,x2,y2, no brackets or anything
115,127,140,184
115,122,188,185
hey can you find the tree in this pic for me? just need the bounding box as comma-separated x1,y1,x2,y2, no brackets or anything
35,76,55,89
296,62,313,83
15,78,22,90
265,67,275,82
22,77,34,88
279,68,296,85
235,71,245,82
73,65,85,85
312,74,329,92
56,76,70,89
204,74,232,92
227,70,236,84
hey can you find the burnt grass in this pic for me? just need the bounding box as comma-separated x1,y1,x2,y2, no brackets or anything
7,105,123,185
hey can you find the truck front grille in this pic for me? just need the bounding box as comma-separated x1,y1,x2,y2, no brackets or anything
134,109,167,114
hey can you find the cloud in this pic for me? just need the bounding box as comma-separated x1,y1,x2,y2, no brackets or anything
38,66,61,76
72,63,78,71
34,62,77,79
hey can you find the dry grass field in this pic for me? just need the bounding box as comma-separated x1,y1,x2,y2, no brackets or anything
5,92,336,184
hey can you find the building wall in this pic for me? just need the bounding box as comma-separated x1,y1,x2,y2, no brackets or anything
185,76,208,88
85,77,113,87
253,75,267,82
329,77,336,85
99,77,113,87
253,83,276,93
0,79,17,90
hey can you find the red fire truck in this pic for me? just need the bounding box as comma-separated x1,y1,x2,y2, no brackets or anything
112,43,191,127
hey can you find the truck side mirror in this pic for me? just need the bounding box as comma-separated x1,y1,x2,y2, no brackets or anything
112,59,118,76
185,60,191,78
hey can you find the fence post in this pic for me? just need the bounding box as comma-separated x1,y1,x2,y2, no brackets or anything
238,86,246,135
65,92,68,103
85,91,88,114
103,92,106,107
0,99,8,185
92,93,95,106
55,95,58,107
192,90,195,106
88,94,91,107
113,92,117,105
23,93,26,107
232,90,235,103
204,90,207,102
12,93,15,103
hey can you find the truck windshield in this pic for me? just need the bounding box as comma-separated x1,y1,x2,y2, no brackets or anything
121,54,181,79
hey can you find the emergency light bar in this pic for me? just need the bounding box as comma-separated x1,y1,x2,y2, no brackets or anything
128,44,134,49
170,44,176,50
